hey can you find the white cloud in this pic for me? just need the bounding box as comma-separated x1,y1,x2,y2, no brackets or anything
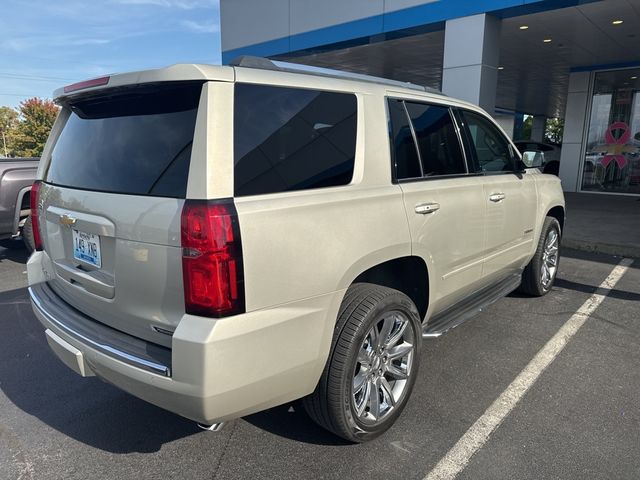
181,19,219,33
0,36,111,52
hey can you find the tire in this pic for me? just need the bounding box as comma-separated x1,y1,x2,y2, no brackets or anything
22,216,35,254
519,217,561,296
303,283,422,442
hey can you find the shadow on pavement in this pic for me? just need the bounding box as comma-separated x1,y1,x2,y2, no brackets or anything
0,243,29,264
244,403,352,446
0,287,199,454
554,278,640,302
561,247,638,268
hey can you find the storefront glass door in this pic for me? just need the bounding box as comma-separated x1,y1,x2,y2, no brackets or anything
582,68,640,195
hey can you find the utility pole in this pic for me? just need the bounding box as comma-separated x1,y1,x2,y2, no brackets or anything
1,129,7,157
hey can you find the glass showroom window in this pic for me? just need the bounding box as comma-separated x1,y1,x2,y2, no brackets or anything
582,68,640,195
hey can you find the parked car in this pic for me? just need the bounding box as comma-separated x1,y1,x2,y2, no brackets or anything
27,57,565,442
514,141,561,175
0,157,39,251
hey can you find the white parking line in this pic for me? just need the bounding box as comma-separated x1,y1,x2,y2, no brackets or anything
424,257,634,480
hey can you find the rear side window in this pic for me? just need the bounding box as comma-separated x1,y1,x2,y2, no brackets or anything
388,99,422,179
404,102,466,176
234,84,357,197
388,98,466,180
46,82,202,198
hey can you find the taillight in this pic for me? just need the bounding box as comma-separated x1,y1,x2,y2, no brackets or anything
30,180,43,251
181,199,245,317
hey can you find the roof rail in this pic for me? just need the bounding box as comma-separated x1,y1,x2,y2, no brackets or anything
230,55,443,95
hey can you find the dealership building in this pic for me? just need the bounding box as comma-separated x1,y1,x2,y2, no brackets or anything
220,0,640,196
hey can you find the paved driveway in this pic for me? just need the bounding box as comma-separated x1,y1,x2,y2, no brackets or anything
1,245,638,480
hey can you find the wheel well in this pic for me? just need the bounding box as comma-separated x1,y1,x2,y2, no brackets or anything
352,256,429,321
20,191,30,211
547,206,565,232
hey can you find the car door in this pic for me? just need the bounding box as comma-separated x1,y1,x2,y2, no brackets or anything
387,98,488,317
456,108,538,283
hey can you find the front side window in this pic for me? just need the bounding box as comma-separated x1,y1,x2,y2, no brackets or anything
234,84,357,197
461,110,516,173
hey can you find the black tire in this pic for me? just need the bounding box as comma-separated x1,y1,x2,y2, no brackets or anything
22,216,35,254
519,217,561,296
303,283,422,442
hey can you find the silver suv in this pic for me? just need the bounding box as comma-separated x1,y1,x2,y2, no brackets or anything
28,57,565,442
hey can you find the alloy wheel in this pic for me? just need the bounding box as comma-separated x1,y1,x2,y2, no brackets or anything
541,228,559,289
351,311,416,425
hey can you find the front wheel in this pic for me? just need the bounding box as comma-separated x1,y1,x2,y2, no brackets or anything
303,283,422,442
519,217,561,296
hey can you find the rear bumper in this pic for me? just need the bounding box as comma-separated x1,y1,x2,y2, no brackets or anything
29,265,344,424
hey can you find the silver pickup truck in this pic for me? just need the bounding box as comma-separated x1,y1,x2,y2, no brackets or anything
0,157,39,251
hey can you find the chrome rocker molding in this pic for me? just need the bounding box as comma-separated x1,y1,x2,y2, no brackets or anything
29,285,171,377
423,272,523,338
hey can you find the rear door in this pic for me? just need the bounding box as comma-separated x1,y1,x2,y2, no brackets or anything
388,98,487,316
38,82,204,347
456,109,538,282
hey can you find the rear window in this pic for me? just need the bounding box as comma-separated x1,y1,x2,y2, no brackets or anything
46,82,202,198
234,84,357,197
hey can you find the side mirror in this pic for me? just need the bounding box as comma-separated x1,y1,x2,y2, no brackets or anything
521,151,544,169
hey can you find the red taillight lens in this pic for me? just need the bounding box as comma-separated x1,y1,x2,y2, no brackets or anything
30,180,43,251
181,200,245,317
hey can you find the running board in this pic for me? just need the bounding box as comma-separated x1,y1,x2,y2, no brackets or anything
422,273,522,338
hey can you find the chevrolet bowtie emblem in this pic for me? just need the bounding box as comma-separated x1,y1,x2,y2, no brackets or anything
59,214,77,226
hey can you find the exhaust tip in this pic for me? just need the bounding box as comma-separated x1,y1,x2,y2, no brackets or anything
197,422,226,432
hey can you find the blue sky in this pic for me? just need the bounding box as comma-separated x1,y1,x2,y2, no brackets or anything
1,0,221,107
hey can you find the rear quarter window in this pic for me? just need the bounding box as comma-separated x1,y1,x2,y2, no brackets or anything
234,84,357,197
46,82,202,198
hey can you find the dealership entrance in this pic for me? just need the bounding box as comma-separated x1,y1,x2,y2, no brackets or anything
220,0,640,195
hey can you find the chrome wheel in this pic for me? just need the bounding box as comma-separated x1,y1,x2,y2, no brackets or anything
540,228,559,289
352,311,415,426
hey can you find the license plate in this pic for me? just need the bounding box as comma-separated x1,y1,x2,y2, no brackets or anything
72,229,102,268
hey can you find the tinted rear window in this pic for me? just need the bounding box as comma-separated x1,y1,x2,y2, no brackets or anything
404,102,466,176
46,82,202,198
234,84,357,197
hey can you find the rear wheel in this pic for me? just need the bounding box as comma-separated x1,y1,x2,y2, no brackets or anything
22,216,35,254
519,217,561,296
303,283,421,442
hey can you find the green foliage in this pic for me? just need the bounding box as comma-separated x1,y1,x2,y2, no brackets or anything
545,117,564,144
12,98,60,157
521,115,533,140
0,98,59,158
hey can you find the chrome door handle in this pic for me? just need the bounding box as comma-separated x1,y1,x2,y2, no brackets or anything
489,193,506,202
415,202,440,214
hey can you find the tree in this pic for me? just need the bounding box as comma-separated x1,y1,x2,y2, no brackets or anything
545,118,564,144
0,106,18,157
521,115,533,140
12,98,59,157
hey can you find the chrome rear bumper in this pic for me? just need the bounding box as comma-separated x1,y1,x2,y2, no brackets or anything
29,283,171,376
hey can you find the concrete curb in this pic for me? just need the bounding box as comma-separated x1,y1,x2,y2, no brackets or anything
562,238,640,259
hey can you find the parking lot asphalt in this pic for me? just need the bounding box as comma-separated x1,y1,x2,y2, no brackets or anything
1,244,638,480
